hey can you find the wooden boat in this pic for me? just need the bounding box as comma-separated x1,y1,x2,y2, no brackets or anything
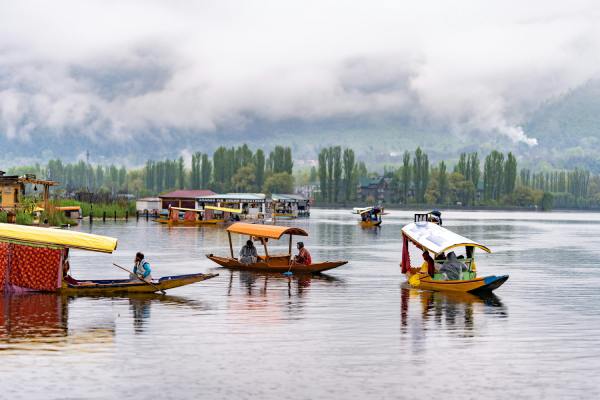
353,206,383,227
0,222,217,295
206,222,347,273
60,273,217,295
400,215,508,293
156,206,221,225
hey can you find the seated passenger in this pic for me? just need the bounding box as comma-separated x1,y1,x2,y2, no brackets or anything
131,252,153,281
292,242,312,265
239,240,258,265
439,252,467,280
62,250,78,285
419,251,435,276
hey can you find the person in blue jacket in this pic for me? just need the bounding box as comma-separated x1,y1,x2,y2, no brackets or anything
131,252,153,281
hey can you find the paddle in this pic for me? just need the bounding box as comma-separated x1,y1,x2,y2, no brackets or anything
112,262,166,295
283,262,294,276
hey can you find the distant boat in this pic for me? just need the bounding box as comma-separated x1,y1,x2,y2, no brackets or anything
352,206,384,227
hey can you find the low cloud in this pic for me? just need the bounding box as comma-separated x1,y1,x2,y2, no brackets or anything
2,0,600,147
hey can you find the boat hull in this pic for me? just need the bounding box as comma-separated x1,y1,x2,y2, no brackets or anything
207,254,347,274
58,273,218,295
360,220,382,227
406,272,508,293
156,219,221,226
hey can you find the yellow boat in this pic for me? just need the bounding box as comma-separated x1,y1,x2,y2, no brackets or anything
0,223,217,295
400,216,508,293
206,222,348,274
353,206,383,227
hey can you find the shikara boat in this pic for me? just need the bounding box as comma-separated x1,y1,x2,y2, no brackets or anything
206,222,348,273
400,216,508,293
156,206,221,225
353,206,383,227
0,223,217,295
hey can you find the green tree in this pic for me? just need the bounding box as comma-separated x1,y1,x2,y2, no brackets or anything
438,161,448,204
318,149,328,201
254,149,265,189
342,148,356,202
413,147,429,203
263,172,294,194
332,146,342,202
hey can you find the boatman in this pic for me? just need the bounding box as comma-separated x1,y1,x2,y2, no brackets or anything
293,242,312,265
131,252,153,281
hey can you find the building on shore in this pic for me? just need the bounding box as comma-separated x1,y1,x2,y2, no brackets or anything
271,194,310,217
136,197,161,213
196,193,269,219
357,176,394,203
0,171,58,213
159,190,215,210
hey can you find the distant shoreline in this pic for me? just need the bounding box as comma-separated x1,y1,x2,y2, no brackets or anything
311,203,600,213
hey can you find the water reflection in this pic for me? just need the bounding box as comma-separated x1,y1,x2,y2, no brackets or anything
400,286,507,353
225,270,345,324
0,292,209,350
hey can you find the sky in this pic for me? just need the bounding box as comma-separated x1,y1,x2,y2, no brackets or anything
1,0,600,149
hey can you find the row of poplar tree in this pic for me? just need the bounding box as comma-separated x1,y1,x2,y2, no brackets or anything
144,145,294,194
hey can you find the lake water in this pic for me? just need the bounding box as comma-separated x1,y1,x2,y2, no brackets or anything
1,209,599,399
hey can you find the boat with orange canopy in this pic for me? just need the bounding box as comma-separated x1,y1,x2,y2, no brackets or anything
206,222,348,273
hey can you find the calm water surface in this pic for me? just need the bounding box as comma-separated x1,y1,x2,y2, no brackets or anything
1,209,599,399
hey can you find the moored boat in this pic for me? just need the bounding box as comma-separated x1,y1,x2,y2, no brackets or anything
0,223,217,295
156,206,223,225
400,215,508,293
206,222,347,273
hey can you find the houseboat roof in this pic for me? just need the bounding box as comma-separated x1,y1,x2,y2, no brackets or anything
226,222,308,239
197,193,267,202
0,223,118,253
271,194,307,202
159,190,216,199
204,205,243,213
401,221,491,255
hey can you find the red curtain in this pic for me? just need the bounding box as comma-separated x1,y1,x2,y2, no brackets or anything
401,234,411,274
0,243,63,292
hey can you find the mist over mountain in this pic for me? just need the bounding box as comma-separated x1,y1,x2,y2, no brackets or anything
2,1,600,171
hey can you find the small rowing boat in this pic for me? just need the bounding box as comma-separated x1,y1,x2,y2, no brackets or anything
206,222,347,273
400,214,508,293
353,206,383,227
0,223,217,295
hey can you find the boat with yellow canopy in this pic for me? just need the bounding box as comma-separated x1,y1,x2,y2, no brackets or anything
0,223,217,295
206,222,348,273
400,216,508,293
353,206,384,227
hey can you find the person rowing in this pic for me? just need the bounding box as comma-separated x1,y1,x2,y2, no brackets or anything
131,252,153,281
292,242,312,265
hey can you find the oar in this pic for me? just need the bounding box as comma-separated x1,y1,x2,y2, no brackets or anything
283,261,294,276
112,262,166,295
